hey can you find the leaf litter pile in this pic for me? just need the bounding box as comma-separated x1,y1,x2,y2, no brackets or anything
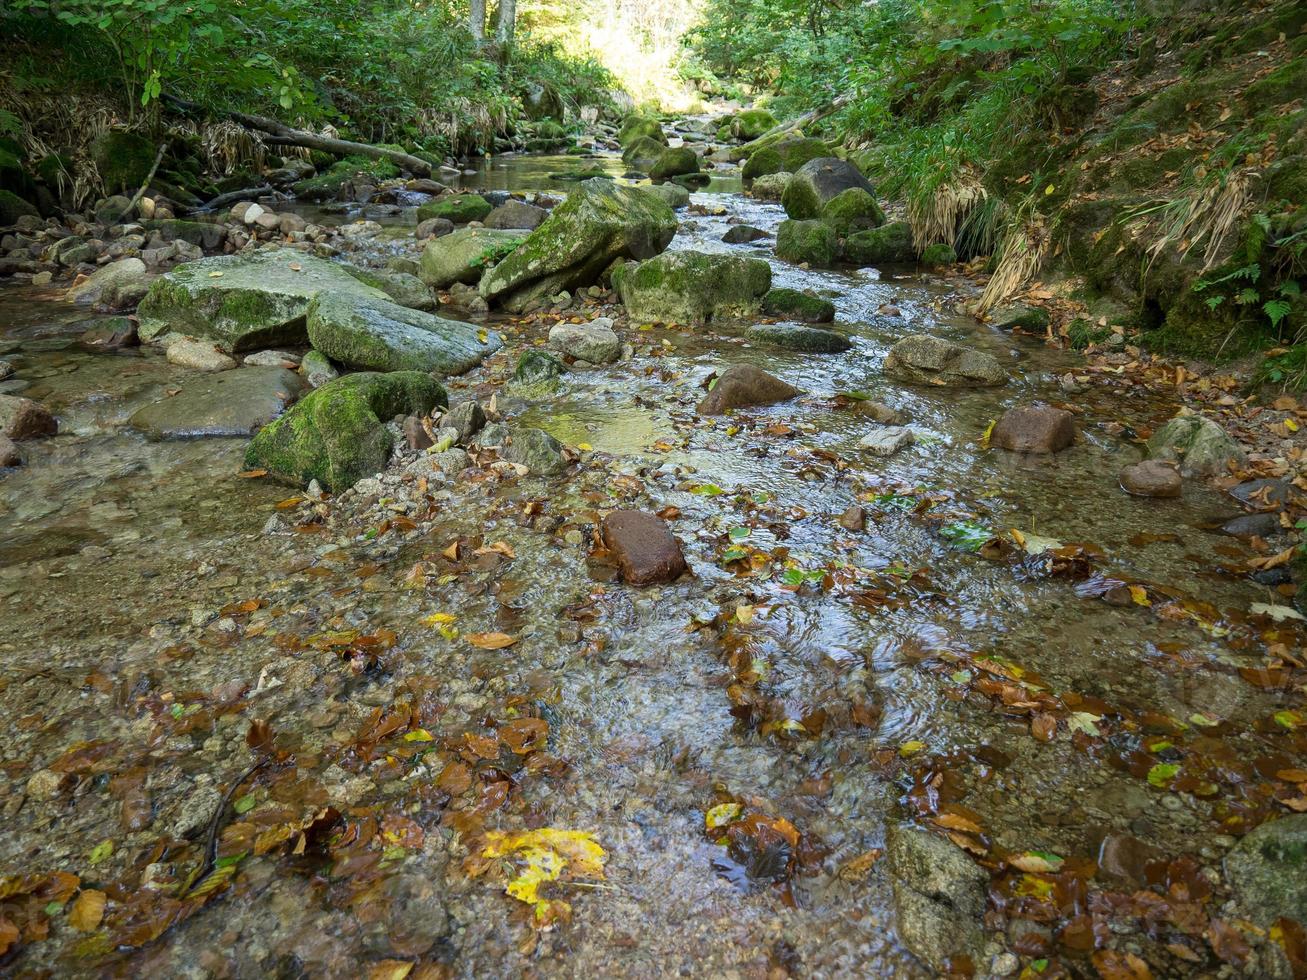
1,192,1307,978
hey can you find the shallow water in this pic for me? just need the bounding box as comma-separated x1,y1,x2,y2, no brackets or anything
1,154,1302,979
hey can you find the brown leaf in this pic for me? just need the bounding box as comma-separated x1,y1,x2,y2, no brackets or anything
68,889,107,932
1031,713,1058,741
0,917,18,956
466,632,517,650
1091,949,1152,979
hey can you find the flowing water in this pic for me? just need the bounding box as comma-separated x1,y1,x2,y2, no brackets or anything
0,153,1301,978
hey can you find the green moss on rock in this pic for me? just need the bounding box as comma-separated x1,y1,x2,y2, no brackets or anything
619,249,772,324
821,188,886,237
649,147,700,180
761,287,835,323
621,135,667,169
618,116,667,148
732,109,778,140
91,131,155,194
776,219,838,267
417,194,493,224
843,222,915,265
419,228,526,289
921,243,958,265
245,371,446,492
0,189,39,225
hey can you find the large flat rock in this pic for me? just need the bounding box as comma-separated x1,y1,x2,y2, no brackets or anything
129,367,305,440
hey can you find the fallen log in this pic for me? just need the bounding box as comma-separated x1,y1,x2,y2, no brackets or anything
163,95,432,177
753,92,855,143
190,184,276,214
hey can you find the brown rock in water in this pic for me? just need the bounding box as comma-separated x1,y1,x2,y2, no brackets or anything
0,433,23,467
991,404,1076,453
0,394,57,440
601,509,688,586
697,364,801,415
79,316,139,351
838,505,866,531
404,414,433,451
1119,460,1182,498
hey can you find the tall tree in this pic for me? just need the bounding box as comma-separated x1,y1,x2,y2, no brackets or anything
469,0,486,43
496,0,516,48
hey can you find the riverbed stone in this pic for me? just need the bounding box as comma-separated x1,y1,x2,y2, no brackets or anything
245,371,445,491
306,291,500,375
480,179,678,314
1229,477,1298,510
887,824,987,972
416,193,493,224
619,250,771,324
821,187,886,237
1119,460,1182,498
243,350,300,368
859,426,915,456
990,303,1051,332
78,316,139,351
991,404,1076,453
341,265,435,311
776,219,838,267
418,228,526,289
129,367,304,440
484,200,548,230
444,400,486,443
1146,413,1246,477
782,157,876,220
300,349,338,388
622,135,668,170
761,287,835,323
749,172,792,201
649,146,700,180
601,510,688,586
1226,814,1307,927
66,257,148,308
746,322,851,353
698,365,801,415
722,224,768,244
416,217,455,239
0,394,57,440
502,427,567,475
0,433,22,466
741,137,828,180
515,350,566,386
137,247,389,351
643,183,690,210
1221,513,1282,539
843,222,915,265
549,318,621,364
166,336,238,372
883,334,1007,387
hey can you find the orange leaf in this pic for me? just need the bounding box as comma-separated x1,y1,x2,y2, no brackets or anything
466,632,517,649
68,889,107,932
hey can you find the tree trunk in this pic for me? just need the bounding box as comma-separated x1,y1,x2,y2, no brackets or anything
469,0,486,43
163,96,433,177
496,0,516,49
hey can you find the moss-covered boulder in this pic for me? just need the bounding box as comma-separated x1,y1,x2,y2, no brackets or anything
750,172,792,201
843,222,915,265
137,247,388,351
0,189,39,226
91,131,155,195
417,193,493,224
776,219,838,267
762,287,835,323
340,265,434,311
731,109,778,140
306,292,500,375
142,218,227,250
742,137,828,181
746,322,851,353
782,157,876,220
821,188,886,237
619,250,771,324
1145,413,1246,477
245,371,445,492
921,243,958,265
480,179,678,314
643,183,690,210
649,147,700,180
621,136,667,170
618,116,667,148
418,228,526,289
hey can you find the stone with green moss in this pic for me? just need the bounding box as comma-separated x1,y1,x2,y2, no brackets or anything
306,291,499,375
746,322,851,353
137,247,389,351
643,183,690,210
0,189,39,225
1146,413,1245,477
91,131,155,195
990,304,1049,331
340,265,435,311
776,219,838,268
731,109,778,140
417,193,493,224
618,116,667,147
750,172,792,201
1226,814,1307,927
481,179,678,314
515,350,566,385
920,243,958,266
418,228,526,289
619,250,771,324
742,137,828,181
843,222,915,265
821,188,886,237
245,371,445,491
621,136,667,170
649,147,700,180
761,287,835,323
143,218,227,250
782,157,876,221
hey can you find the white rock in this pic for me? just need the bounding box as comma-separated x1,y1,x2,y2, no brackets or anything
241,203,266,225
166,336,237,372
548,317,621,364
859,426,915,457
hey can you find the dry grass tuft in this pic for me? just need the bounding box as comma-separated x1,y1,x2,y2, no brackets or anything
979,213,1050,312
1145,170,1254,270
908,169,989,251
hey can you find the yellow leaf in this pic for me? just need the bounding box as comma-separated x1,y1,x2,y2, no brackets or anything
734,604,755,624
208,271,223,278
403,729,433,742
68,889,106,932
421,612,456,626
705,802,743,830
1009,528,1026,548
1286,418,1299,432
367,961,413,980
466,632,517,649
899,740,927,757
576,442,592,452
480,829,606,919
1128,584,1151,607
981,419,996,448
1044,184,1056,196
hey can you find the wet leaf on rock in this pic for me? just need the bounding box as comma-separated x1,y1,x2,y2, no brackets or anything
471,829,607,925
